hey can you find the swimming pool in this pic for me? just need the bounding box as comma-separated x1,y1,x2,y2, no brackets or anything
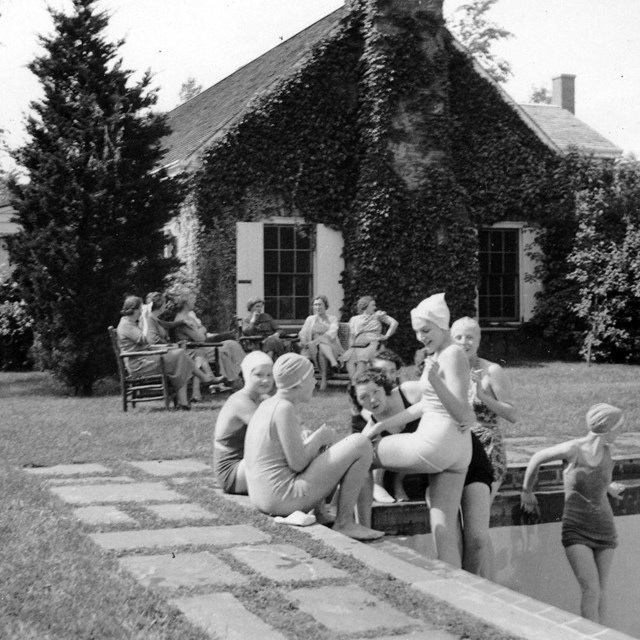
388,513,640,638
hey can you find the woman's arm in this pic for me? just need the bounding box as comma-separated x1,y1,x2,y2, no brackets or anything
521,441,575,511
477,362,518,423
379,312,398,341
326,314,339,340
363,401,426,439
427,347,473,424
298,316,314,346
274,403,333,472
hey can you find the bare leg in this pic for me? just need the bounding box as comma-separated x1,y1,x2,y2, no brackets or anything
594,548,615,624
356,473,374,527
234,460,248,494
372,468,395,503
296,434,384,540
392,472,410,502
191,376,202,401
565,544,602,622
428,470,467,567
176,384,190,407
318,352,328,391
460,482,492,578
318,342,338,368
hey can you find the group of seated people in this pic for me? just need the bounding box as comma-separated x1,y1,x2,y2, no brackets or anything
212,292,519,574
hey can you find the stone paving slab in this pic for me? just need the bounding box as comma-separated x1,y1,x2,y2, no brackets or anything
288,584,422,635
47,475,136,486
90,524,270,551
229,543,347,582
145,503,219,522
170,592,287,640
128,459,211,476
119,551,247,589
24,463,111,477
73,506,136,526
50,482,186,505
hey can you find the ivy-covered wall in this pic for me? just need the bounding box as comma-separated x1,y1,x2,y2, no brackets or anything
189,0,567,361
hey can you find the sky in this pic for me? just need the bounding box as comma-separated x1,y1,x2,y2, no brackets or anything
1,0,639,172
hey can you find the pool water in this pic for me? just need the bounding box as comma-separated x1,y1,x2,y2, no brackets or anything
390,513,640,638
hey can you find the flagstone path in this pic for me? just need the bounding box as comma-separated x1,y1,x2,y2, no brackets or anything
25,450,636,640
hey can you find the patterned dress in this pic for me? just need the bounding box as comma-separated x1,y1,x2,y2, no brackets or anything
470,383,507,485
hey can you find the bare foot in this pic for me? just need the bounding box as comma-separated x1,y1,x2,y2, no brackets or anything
334,522,385,541
373,484,396,504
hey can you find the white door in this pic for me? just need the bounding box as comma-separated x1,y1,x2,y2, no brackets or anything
236,222,264,319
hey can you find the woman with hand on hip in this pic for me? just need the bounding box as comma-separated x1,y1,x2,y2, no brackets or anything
521,404,624,624
298,295,343,391
451,316,517,577
362,293,474,565
345,296,398,381
244,353,384,541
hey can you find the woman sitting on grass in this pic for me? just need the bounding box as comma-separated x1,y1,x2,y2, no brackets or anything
213,351,274,495
244,353,384,541
521,403,625,624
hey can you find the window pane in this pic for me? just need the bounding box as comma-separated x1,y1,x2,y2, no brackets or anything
296,251,310,273
280,226,294,248
279,275,294,296
280,297,294,319
264,226,278,249
264,276,277,297
296,227,311,249
295,275,310,296
280,251,294,273
264,250,278,273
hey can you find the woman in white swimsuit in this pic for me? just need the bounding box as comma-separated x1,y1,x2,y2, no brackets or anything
363,293,474,565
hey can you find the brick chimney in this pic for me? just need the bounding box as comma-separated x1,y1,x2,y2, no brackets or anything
552,74,575,114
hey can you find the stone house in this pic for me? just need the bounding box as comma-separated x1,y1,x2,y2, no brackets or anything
160,2,621,335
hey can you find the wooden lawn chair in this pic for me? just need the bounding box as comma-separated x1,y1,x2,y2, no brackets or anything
108,326,171,412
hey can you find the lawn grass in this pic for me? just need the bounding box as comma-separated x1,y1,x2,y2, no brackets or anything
2,362,640,639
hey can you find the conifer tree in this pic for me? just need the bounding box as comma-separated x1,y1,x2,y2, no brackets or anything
8,0,183,394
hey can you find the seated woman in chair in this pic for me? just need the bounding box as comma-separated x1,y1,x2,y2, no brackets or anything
171,289,245,388
144,291,222,403
242,297,288,360
117,296,212,410
298,295,343,391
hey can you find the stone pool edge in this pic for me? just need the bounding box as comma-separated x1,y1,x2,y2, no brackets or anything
300,524,632,640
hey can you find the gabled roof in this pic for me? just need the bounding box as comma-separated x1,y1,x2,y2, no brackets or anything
161,7,347,174
519,103,622,158
161,5,622,172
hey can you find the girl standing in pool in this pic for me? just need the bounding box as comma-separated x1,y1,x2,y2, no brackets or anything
521,403,625,624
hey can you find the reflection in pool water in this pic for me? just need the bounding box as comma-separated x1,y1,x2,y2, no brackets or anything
390,514,640,638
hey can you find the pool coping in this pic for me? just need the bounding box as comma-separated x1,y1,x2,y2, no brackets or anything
300,524,634,640
221,492,634,640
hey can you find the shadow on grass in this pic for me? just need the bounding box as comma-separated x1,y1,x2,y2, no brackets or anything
0,371,121,398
